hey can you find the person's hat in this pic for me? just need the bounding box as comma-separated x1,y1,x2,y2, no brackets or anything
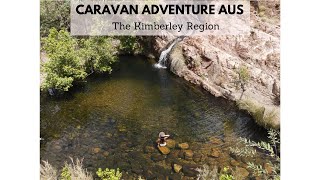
159,132,165,137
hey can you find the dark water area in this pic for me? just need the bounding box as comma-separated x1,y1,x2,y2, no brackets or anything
40,56,268,179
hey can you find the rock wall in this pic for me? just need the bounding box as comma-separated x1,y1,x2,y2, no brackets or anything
154,1,280,129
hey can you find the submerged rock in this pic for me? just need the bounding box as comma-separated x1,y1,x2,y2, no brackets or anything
182,164,200,177
166,139,176,148
208,137,223,144
158,146,171,155
209,148,220,158
184,150,194,161
178,143,189,149
144,145,156,153
151,154,166,162
103,151,109,157
173,164,182,173
92,147,101,154
230,159,240,167
236,167,249,178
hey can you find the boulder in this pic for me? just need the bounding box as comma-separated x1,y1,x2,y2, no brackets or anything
184,150,194,161
166,139,176,148
173,164,182,173
158,146,171,155
178,143,189,149
209,148,220,158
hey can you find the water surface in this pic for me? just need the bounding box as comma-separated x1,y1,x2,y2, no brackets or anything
40,56,268,179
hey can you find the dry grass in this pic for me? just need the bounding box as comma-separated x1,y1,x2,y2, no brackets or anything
196,165,218,180
62,158,93,180
40,158,93,180
40,160,58,180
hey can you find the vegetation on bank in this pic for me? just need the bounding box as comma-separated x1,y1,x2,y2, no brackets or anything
40,158,122,180
236,98,279,129
40,0,143,93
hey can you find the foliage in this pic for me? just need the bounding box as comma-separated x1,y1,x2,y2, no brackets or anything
79,37,118,74
41,28,87,92
219,167,234,180
233,65,250,100
196,165,218,180
40,158,93,180
40,0,70,37
117,36,143,54
61,166,71,180
62,158,93,180
96,168,122,180
229,129,280,179
41,28,119,93
40,160,58,180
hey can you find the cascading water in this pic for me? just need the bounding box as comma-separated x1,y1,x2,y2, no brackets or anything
154,38,182,69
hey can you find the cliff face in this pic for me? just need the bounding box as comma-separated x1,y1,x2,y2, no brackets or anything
154,2,280,129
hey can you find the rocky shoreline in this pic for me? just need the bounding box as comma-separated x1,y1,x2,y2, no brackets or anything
152,1,280,130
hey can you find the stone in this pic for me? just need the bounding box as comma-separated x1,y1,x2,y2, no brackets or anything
151,154,166,162
103,151,109,157
169,150,180,158
144,145,155,153
166,139,176,148
182,164,200,177
158,146,171,155
230,159,240,167
184,150,194,161
173,164,182,173
209,148,220,158
193,154,203,163
169,173,182,180
236,167,249,178
178,143,189,149
92,147,101,154
208,137,223,144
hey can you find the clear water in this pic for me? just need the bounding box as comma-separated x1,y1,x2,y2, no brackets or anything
40,56,268,179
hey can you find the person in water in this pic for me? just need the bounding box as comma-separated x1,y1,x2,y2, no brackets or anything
157,132,170,147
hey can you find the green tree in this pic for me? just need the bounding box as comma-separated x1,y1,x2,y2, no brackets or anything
79,37,118,74
40,0,70,37
234,65,250,100
42,28,87,92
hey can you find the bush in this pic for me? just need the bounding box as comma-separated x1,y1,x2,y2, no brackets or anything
79,37,118,74
42,28,87,92
229,129,280,179
96,168,122,180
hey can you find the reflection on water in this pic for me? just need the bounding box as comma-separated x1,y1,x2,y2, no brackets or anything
40,56,267,179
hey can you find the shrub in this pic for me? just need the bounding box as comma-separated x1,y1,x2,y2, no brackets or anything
96,168,122,180
61,158,93,180
229,129,280,179
41,28,87,92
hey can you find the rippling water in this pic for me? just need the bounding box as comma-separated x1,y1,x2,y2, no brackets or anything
40,56,268,179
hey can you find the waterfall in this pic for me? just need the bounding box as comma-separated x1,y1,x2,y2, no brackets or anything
154,37,182,69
